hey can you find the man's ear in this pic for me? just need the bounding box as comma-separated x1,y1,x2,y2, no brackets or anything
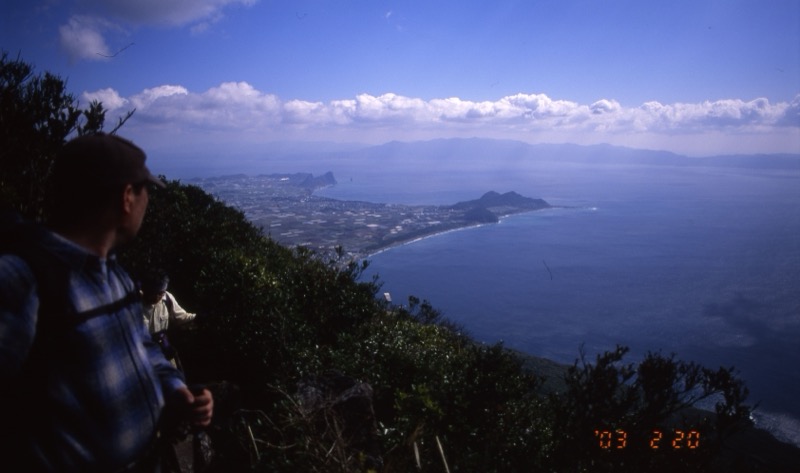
122,183,135,215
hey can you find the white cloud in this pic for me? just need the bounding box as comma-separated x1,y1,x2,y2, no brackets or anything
189,10,224,35
779,95,800,127
204,81,262,103
631,97,794,132
504,94,583,118
283,100,326,124
59,15,121,62
102,82,280,130
131,85,189,109
590,99,622,115
81,88,128,109
352,93,429,122
92,83,800,156
59,1,258,62
80,0,258,27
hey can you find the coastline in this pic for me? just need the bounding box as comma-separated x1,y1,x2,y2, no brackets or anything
360,206,572,260
360,208,555,260
363,221,491,259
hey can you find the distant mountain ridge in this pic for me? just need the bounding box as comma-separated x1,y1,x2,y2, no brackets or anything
351,138,800,170
163,137,800,180
281,138,800,183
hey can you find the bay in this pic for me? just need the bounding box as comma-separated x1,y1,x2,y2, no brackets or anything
317,163,800,446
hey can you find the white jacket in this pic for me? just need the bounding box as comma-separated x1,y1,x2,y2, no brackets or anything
142,291,196,334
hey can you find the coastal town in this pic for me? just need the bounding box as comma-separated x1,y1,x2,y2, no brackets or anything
188,172,551,259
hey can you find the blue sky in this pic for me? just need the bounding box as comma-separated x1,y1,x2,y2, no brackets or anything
2,0,799,159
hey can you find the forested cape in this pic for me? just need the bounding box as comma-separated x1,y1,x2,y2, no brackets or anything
2,51,799,472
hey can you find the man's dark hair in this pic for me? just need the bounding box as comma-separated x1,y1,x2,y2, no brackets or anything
140,270,170,295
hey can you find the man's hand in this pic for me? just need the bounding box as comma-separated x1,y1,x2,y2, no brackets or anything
172,385,214,427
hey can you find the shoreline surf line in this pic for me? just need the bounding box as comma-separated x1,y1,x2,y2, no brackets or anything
360,207,582,260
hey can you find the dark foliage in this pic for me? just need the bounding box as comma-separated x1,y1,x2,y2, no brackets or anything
548,346,753,472
0,51,108,219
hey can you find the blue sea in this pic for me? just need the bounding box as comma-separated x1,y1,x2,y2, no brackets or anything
316,162,800,446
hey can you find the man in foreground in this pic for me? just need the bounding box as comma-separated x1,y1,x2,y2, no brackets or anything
0,133,213,471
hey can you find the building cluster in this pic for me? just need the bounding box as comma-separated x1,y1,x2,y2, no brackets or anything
190,174,462,258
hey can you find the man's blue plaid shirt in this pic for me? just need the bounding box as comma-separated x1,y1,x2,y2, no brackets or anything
0,229,186,471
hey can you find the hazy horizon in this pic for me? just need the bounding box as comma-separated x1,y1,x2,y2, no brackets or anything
150,137,800,183
3,1,798,159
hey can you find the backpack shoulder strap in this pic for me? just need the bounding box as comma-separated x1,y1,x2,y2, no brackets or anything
2,220,141,334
